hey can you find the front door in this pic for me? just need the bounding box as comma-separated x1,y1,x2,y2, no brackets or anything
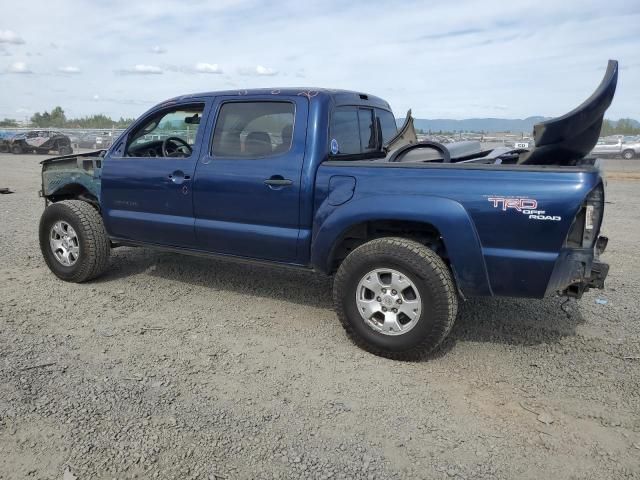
193,96,308,263
101,101,209,247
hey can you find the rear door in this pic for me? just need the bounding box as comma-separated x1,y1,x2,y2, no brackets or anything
193,96,308,263
101,100,210,247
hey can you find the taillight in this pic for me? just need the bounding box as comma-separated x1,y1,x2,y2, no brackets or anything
565,184,604,248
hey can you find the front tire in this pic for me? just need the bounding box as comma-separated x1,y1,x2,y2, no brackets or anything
39,200,110,282
622,149,635,160
333,237,458,360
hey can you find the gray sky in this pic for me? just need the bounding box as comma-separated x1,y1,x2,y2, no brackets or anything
0,0,638,121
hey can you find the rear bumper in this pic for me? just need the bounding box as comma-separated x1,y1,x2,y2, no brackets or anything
546,236,609,298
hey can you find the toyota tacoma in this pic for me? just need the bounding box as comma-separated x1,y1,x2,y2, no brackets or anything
37,61,616,359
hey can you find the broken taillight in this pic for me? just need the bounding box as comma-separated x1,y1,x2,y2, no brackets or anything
565,184,604,248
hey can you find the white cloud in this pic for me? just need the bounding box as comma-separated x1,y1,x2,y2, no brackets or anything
150,46,167,54
6,61,32,74
256,65,278,76
194,62,223,74
0,30,25,44
58,66,81,74
239,65,278,76
119,64,163,75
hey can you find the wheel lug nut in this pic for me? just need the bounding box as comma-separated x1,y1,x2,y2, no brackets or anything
391,290,397,295
392,308,398,313
376,297,381,302
382,307,387,312
397,299,402,304
382,288,387,293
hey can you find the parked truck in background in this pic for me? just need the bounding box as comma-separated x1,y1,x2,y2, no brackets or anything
592,136,640,159
36,61,617,359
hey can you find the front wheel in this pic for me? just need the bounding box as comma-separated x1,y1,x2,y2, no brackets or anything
333,237,458,360
622,149,635,160
39,200,110,282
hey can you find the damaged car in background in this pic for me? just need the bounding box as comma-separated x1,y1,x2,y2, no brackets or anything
10,129,73,155
36,61,616,360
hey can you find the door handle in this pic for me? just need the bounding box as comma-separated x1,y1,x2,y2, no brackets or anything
264,176,293,187
168,170,191,184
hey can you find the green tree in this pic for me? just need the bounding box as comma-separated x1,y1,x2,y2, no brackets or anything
0,118,18,127
49,106,66,127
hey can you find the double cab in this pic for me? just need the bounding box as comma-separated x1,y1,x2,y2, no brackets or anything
37,62,617,359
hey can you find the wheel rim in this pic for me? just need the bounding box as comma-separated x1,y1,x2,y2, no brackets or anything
623,151,633,159
49,221,80,266
355,268,422,336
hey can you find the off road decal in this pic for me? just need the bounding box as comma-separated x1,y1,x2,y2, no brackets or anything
487,196,561,221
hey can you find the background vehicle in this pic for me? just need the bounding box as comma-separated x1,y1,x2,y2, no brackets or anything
37,62,616,359
10,130,72,155
77,132,113,150
0,130,15,153
591,136,640,159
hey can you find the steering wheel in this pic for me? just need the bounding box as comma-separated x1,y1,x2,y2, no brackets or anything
162,137,192,157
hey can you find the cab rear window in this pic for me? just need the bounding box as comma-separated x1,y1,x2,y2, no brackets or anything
330,106,397,156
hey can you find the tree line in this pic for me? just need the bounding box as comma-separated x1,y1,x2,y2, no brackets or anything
1,108,639,136
0,106,135,129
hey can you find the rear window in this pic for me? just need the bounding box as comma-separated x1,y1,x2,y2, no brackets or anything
330,106,396,156
377,109,398,144
212,101,295,158
330,107,361,155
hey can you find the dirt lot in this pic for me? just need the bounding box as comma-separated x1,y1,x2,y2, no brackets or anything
1,153,639,479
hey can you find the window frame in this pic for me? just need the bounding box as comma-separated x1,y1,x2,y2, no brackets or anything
209,99,297,160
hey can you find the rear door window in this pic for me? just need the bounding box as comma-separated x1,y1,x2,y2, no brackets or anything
211,101,295,158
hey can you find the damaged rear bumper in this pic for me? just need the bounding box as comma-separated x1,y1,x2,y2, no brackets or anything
546,236,609,298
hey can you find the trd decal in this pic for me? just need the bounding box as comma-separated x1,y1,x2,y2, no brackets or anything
487,196,561,221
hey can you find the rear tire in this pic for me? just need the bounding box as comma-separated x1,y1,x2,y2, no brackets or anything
58,145,73,155
39,200,110,282
622,149,635,160
11,144,22,154
333,237,458,360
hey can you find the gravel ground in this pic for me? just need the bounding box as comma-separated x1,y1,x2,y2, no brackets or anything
1,153,639,479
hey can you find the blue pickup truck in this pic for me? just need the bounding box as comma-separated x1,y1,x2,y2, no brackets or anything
38,62,617,359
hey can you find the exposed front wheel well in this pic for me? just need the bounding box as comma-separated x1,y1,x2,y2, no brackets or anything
329,220,448,274
46,184,99,211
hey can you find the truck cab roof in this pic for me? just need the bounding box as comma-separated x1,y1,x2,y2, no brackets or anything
160,88,392,110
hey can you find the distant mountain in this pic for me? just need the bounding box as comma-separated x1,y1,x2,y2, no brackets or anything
404,117,640,134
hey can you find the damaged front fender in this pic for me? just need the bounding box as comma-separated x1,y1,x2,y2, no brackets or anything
40,150,104,203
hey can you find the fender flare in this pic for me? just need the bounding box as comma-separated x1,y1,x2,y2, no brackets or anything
311,195,493,297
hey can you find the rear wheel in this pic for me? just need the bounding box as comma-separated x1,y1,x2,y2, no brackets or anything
58,144,73,155
622,149,635,160
39,200,110,282
333,237,458,360
11,144,22,154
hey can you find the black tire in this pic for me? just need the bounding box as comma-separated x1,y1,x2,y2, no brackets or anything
11,144,22,154
622,149,635,160
58,145,73,155
333,237,458,360
39,200,110,282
